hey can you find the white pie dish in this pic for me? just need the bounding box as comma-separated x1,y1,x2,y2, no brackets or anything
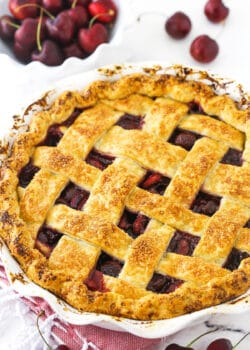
0,62,249,338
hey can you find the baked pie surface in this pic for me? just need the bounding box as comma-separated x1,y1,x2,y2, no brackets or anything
0,72,250,320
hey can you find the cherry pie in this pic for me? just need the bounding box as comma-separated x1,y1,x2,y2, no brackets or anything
0,72,250,320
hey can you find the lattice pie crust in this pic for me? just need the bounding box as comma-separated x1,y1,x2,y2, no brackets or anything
0,73,250,320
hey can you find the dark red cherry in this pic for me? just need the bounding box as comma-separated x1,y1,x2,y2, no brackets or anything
207,338,232,350
67,0,90,7
55,345,71,350
9,0,40,20
174,131,197,150
165,345,192,350
46,12,75,45
205,0,229,23
42,0,64,15
0,15,19,41
63,42,86,59
13,40,31,62
88,0,117,23
165,12,192,39
78,23,108,53
67,6,89,28
14,17,46,51
190,35,219,63
31,39,63,66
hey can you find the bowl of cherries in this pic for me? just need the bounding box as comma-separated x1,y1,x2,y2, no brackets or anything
0,0,120,66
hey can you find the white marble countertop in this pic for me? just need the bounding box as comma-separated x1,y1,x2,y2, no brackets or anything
0,0,250,349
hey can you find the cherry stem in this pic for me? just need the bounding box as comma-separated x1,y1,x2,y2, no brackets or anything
187,328,219,347
88,9,115,28
36,311,52,350
16,4,55,19
71,0,78,8
232,331,250,349
36,8,43,52
2,18,20,29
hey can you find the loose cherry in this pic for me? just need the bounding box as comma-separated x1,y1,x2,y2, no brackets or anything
190,35,219,63
165,12,192,39
66,6,89,28
9,0,40,20
0,15,19,41
31,39,63,65
207,338,232,350
46,11,75,45
55,345,71,350
42,0,64,15
88,0,117,23
78,22,108,53
204,0,229,23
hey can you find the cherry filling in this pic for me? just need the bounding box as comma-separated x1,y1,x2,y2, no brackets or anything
139,171,171,195
18,160,40,188
56,182,89,210
60,108,83,127
96,251,123,277
84,269,109,292
118,208,150,239
147,272,183,294
35,225,63,258
188,101,205,114
244,220,250,228
168,128,202,150
39,124,64,146
115,113,144,130
220,148,243,166
167,230,200,256
39,108,83,147
223,248,250,271
191,191,221,216
85,149,115,170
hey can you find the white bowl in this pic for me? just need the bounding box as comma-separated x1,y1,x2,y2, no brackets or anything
0,0,130,69
0,62,249,339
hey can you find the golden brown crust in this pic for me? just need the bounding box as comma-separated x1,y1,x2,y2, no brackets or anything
0,72,249,321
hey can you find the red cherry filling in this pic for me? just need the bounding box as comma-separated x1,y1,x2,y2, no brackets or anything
188,101,205,114
191,191,221,216
18,160,40,188
223,248,250,271
118,208,150,239
147,272,183,294
115,113,144,130
96,251,123,277
168,128,202,150
84,269,108,292
220,148,243,166
35,225,63,257
39,108,82,146
39,124,64,147
139,170,171,195
167,230,200,256
85,149,115,170
244,220,250,228
56,182,89,210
